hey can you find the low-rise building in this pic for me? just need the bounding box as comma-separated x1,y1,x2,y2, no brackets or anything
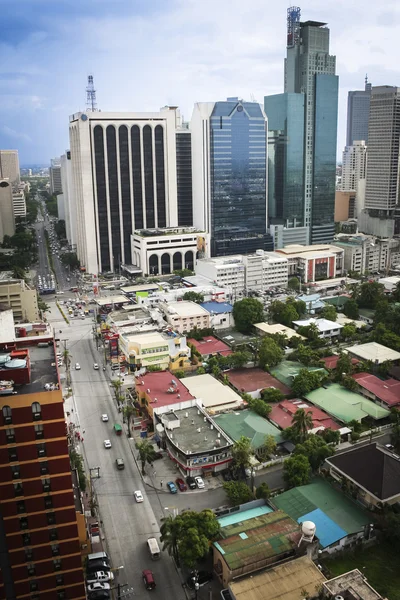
269,399,340,433
135,370,196,421
199,301,234,329
353,372,400,408
183,373,245,413
334,233,391,275
0,279,39,322
378,275,400,292
292,317,343,339
271,360,327,390
346,341,400,365
225,368,290,399
195,255,245,295
321,355,359,370
254,322,304,341
160,301,210,334
187,336,232,359
214,409,284,454
323,569,383,600
275,244,344,283
242,251,289,291
118,330,191,371
327,443,400,509
157,404,232,475
95,295,132,314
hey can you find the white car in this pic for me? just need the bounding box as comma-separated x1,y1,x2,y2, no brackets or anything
75,363,81,370
86,571,114,584
101,414,109,422
194,476,205,489
134,490,144,503
87,582,110,593
104,440,112,449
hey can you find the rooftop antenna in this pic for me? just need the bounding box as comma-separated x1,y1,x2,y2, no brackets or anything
86,74,98,112
287,6,301,48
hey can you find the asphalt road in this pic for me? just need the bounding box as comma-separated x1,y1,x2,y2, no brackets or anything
46,305,186,600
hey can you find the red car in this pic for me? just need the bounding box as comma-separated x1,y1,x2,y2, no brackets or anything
142,569,156,590
175,478,187,492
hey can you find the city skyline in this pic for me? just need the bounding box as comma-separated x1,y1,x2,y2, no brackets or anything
0,0,399,163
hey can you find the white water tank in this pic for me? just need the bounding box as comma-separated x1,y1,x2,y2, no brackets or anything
302,521,316,537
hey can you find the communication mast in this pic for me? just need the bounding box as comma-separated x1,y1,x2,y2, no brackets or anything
86,75,98,112
287,6,301,48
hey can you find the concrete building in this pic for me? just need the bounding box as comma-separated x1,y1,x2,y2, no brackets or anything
118,330,191,372
346,77,372,146
0,307,15,343
378,275,400,291
269,399,339,434
352,372,400,409
175,125,193,226
0,279,39,322
135,370,196,421
56,194,65,221
0,334,86,600
334,233,390,275
285,8,338,244
49,157,62,195
68,107,183,273
191,99,271,257
187,336,232,360
195,256,245,296
323,569,383,600
242,251,289,291
59,151,76,249
159,301,210,334
183,373,245,413
0,180,15,242
341,140,367,193
292,317,343,339
334,191,356,222
131,227,209,276
0,150,20,185
199,301,234,330
346,341,400,365
12,190,26,219
275,244,344,283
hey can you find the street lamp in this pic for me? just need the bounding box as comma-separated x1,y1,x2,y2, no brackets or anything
191,570,200,600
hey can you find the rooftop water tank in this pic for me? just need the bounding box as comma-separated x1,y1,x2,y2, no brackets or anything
302,521,316,537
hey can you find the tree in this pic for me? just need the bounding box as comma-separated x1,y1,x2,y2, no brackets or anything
320,428,340,445
230,350,251,369
223,481,253,505
335,353,354,377
294,434,334,471
358,281,385,309
12,265,27,280
341,323,357,340
291,408,313,442
342,376,358,392
296,322,320,342
160,514,182,565
233,298,264,333
392,281,400,303
293,344,322,367
247,397,271,418
321,305,337,321
258,434,277,460
287,277,300,292
182,291,204,303
54,219,66,239
343,298,359,320
122,403,136,434
173,268,193,277
258,336,284,370
231,436,253,473
291,369,325,397
135,439,157,475
261,388,284,403
110,379,124,405
255,482,271,500
61,252,80,270
283,454,311,488
269,299,300,327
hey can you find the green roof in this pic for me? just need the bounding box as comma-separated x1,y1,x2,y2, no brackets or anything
322,295,351,307
214,409,283,446
274,479,370,535
214,509,300,571
271,360,327,389
305,383,390,423
358,308,376,319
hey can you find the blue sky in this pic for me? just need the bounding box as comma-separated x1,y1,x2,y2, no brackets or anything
1,0,399,164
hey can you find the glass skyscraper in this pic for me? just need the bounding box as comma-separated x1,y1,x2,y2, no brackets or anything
346,77,372,146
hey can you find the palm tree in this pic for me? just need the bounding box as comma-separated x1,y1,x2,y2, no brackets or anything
160,514,181,566
136,439,157,475
122,403,137,435
292,408,313,443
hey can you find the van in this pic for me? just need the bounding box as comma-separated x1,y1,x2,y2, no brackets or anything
116,458,125,470
87,551,110,565
147,537,161,560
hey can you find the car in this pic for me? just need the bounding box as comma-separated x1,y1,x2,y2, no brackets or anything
86,561,110,573
175,478,187,491
186,475,197,490
103,440,112,449
142,569,156,590
101,414,109,422
87,582,111,593
116,458,125,470
194,476,205,489
385,444,395,451
167,481,178,494
75,363,81,370
88,592,110,600
186,570,213,589
134,490,144,503
86,571,113,584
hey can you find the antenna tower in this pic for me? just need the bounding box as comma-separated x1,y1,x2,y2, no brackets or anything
287,6,301,48
86,75,97,112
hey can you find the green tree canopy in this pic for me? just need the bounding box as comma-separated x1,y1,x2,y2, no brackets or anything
182,291,204,303
223,481,253,505
291,408,313,443
343,298,359,320
294,434,334,471
135,439,158,475
233,298,264,333
258,336,284,370
229,350,252,369
255,482,271,500
293,344,322,367
291,368,325,397
321,304,337,321
342,375,358,392
261,388,284,403
320,428,340,444
258,434,277,460
60,252,80,270
231,436,253,472
358,281,385,309
247,397,272,419
341,323,357,340
335,353,354,378
269,298,304,327
283,454,311,488
287,277,300,291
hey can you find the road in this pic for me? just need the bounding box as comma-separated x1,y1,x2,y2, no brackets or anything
46,304,186,599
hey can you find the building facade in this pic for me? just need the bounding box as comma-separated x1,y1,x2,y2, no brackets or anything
275,244,344,283
0,181,15,242
68,107,182,273
59,152,76,250
0,337,85,600
341,141,367,194
49,158,62,196
346,77,372,146
12,192,26,220
334,234,390,275
191,99,271,257
160,301,210,334
242,251,289,291
284,7,338,244
0,280,39,323
0,151,20,186
176,127,193,226
195,256,246,296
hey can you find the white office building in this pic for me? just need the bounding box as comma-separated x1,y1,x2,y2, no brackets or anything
69,107,182,274
341,141,367,194
195,256,246,296
12,191,26,219
334,234,391,275
49,157,62,195
242,251,288,291
0,150,20,185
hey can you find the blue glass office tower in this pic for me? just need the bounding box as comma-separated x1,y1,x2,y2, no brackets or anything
191,99,271,257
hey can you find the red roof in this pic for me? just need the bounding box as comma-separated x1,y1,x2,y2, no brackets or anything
321,355,359,370
352,372,400,407
135,370,195,407
269,399,340,431
188,336,232,357
227,368,290,396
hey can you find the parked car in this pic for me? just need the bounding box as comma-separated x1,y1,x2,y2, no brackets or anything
175,478,187,491
93,363,99,370
134,490,144,503
86,561,110,574
87,582,110,593
167,481,178,494
103,440,112,449
75,363,81,370
88,591,110,600
194,476,205,489
101,414,109,422
142,569,156,590
186,476,197,489
86,571,113,584
186,571,213,589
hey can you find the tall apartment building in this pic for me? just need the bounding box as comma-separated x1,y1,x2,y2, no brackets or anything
69,107,184,274
0,151,20,186
176,126,193,226
59,152,76,250
346,76,372,146
49,159,62,196
0,181,15,242
0,330,85,600
0,280,39,322
284,7,339,244
341,141,367,193
191,98,271,257
264,92,308,247
12,191,27,220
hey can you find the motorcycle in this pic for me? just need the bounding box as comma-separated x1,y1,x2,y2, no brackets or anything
103,366,106,371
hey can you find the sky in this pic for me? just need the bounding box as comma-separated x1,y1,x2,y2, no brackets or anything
1,0,400,165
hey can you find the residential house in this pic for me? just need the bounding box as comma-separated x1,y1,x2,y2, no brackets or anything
292,317,343,339
226,368,290,399
353,372,400,408
160,301,210,334
346,341,400,365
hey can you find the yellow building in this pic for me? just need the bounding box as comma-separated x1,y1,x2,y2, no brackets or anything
0,279,39,322
118,330,191,371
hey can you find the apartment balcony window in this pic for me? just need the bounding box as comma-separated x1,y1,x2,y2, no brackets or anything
6,428,16,443
47,512,56,525
14,482,23,496
53,558,62,571
16,500,26,514
34,424,44,439
49,528,58,541
11,464,21,479
32,402,42,421
25,547,33,560
20,517,29,530
55,575,64,586
31,595,40,600
2,405,12,425
37,443,46,458
44,496,53,509
57,591,66,600
27,564,36,577
29,581,38,592
42,478,51,493
8,447,18,462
